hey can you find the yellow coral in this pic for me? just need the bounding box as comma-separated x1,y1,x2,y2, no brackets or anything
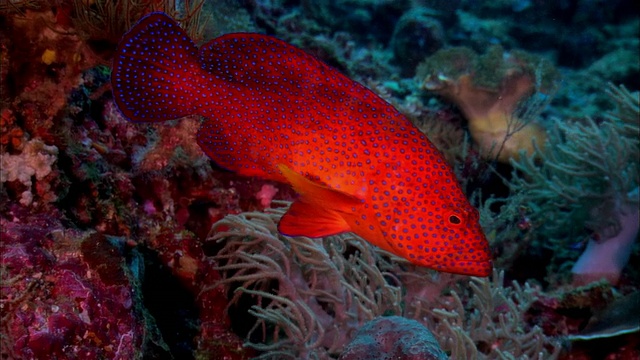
41,49,56,65
418,46,558,163
423,72,547,163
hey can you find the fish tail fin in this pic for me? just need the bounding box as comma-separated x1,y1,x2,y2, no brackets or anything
111,12,204,122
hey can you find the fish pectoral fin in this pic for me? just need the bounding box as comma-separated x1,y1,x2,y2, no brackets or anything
276,164,363,238
277,164,396,254
276,164,364,210
278,200,351,238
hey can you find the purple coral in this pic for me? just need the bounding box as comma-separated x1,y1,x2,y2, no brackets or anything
571,205,640,285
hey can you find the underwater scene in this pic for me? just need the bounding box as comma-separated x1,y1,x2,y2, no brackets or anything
0,0,638,359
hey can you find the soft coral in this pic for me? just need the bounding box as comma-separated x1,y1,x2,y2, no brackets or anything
417,45,559,163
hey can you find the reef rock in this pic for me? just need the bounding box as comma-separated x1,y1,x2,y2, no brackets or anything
339,316,447,360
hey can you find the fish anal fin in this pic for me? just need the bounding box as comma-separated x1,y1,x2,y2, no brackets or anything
278,201,350,238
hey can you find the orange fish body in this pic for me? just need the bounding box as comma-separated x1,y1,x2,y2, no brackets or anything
112,12,492,276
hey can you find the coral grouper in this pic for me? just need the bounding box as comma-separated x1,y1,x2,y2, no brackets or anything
111,12,492,276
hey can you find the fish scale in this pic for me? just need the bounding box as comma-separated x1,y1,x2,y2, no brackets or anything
112,12,492,276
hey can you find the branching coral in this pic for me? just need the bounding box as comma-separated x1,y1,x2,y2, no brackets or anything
203,202,403,359
69,0,156,41
51,0,206,45
417,45,559,163
506,84,639,282
421,270,561,359
0,0,42,14
205,202,561,359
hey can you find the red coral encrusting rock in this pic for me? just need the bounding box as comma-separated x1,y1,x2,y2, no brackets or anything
0,207,153,359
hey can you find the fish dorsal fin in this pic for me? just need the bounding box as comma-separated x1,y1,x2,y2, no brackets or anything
111,12,203,122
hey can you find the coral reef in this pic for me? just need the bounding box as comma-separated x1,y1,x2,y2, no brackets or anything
0,3,276,358
1,209,162,359
422,270,561,359
390,7,445,75
1,138,58,205
505,84,639,283
206,203,404,359
1,1,638,359
300,0,407,44
207,203,564,359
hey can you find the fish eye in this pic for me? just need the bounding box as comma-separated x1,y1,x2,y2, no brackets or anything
448,215,461,225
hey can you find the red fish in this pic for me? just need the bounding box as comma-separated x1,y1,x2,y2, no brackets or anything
111,12,492,276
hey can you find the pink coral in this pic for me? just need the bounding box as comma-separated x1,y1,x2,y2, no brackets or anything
0,139,59,206
255,183,279,208
571,205,640,285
